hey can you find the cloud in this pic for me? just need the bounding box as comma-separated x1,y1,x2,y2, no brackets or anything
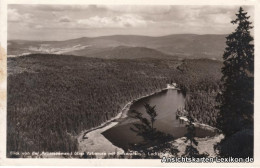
34,25,43,29
8,5,255,41
77,14,153,28
207,13,232,25
59,16,71,22
29,5,72,12
21,5,98,12
52,12,58,17
8,8,33,22
100,5,172,15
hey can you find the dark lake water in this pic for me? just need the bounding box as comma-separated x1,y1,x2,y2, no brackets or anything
102,89,215,151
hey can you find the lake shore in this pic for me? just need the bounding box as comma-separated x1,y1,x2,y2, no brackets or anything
178,116,219,133
77,86,219,157
77,87,171,155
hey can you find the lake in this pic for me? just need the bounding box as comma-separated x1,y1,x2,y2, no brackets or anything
102,89,215,151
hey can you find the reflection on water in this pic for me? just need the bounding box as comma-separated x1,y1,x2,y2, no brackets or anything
102,89,215,151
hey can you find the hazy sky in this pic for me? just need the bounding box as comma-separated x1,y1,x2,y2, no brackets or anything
8,5,254,41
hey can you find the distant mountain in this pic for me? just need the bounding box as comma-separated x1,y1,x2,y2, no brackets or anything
8,34,227,60
67,46,176,59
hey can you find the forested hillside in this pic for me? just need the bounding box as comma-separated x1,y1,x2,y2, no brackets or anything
66,46,177,59
7,54,222,155
177,59,222,126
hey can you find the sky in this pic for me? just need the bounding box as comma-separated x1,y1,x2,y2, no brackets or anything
8,5,254,41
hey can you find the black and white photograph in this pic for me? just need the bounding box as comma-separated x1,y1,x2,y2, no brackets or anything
0,0,259,166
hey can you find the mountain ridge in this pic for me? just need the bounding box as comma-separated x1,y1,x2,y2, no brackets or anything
8,33,227,42
8,34,227,60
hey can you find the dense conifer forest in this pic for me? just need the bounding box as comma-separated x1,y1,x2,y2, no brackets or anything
7,54,222,156
177,59,222,126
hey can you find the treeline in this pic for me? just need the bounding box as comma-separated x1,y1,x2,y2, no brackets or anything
7,54,222,155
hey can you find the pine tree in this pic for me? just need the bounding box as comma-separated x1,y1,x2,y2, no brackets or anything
216,7,254,137
182,112,208,158
130,103,178,158
182,113,199,157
